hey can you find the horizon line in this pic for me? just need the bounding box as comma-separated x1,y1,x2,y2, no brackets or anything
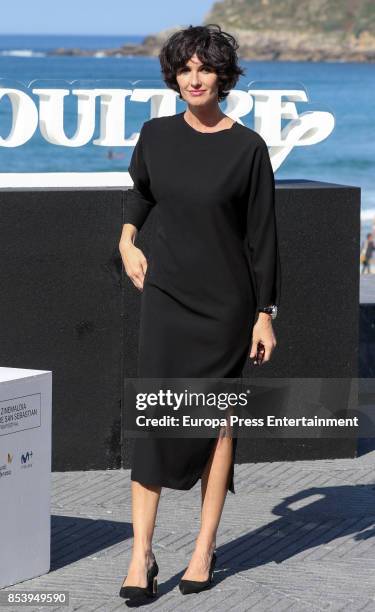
0,32,147,37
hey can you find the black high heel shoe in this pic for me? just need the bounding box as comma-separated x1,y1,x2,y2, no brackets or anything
179,551,216,595
119,556,159,600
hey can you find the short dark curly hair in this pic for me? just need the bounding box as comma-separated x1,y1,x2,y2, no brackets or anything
159,24,245,102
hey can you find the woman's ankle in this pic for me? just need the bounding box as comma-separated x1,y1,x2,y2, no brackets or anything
132,546,154,562
194,536,216,556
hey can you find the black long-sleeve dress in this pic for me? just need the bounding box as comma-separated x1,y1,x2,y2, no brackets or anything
124,111,281,493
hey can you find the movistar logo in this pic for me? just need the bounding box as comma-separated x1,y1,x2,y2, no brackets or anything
21,450,33,464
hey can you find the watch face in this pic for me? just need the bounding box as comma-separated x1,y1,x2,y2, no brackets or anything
258,305,277,319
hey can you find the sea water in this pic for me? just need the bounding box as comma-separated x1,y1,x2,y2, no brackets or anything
0,34,373,242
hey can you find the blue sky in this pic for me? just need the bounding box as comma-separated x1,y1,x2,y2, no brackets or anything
1,0,216,35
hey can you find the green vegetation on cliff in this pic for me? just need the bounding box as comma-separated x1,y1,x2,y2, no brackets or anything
204,0,374,37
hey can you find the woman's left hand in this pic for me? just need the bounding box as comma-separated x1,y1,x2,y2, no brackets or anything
249,313,277,365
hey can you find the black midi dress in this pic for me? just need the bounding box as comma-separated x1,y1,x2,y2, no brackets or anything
124,111,281,494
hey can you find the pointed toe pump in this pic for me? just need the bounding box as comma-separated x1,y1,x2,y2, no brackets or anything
119,556,159,600
179,552,217,595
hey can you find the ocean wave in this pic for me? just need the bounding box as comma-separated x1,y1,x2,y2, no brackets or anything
93,51,125,58
0,49,46,58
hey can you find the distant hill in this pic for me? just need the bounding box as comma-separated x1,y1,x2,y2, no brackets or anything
204,0,374,36
50,0,375,62
201,0,375,61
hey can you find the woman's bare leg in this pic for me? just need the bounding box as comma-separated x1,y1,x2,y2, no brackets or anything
122,481,161,587
180,433,233,580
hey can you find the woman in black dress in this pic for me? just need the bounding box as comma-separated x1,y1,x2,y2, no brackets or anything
119,24,281,599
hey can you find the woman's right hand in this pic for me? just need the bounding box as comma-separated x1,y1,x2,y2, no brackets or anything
119,241,148,291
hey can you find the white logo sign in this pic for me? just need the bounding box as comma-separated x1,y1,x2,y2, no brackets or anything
0,81,334,186
0,80,335,187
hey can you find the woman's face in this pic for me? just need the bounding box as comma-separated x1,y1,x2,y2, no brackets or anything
176,53,219,105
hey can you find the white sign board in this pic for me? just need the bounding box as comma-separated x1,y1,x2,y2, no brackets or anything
0,80,335,186
0,367,52,589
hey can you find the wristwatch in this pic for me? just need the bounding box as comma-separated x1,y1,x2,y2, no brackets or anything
258,305,278,320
